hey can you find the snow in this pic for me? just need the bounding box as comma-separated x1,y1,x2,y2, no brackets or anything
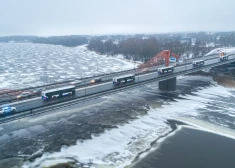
22,84,235,168
205,47,235,56
0,43,134,90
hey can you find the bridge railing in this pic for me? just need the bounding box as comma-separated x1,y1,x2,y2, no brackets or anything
0,53,232,105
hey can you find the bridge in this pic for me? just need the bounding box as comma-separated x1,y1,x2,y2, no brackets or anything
1,49,235,122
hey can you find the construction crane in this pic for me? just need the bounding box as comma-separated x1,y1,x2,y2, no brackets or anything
139,50,181,70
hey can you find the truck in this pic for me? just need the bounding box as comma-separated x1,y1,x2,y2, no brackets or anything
0,106,17,115
169,57,177,63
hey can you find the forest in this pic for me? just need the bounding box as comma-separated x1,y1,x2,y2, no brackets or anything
87,32,235,62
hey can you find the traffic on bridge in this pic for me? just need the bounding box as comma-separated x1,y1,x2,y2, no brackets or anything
1,48,235,122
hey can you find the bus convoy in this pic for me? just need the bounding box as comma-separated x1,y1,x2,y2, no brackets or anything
38,53,231,101
0,54,231,117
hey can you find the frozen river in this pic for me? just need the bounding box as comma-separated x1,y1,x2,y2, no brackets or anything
0,43,134,89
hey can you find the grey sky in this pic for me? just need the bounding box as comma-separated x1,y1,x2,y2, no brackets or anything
0,0,234,36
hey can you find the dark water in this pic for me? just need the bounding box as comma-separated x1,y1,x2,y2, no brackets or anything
1,75,235,168
133,124,235,168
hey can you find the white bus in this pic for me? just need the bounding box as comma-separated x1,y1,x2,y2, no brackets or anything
192,60,204,67
41,85,75,100
113,74,135,85
158,66,174,74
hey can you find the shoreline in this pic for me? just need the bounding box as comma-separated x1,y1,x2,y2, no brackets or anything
189,70,235,89
128,119,187,166
129,119,235,168
129,120,187,164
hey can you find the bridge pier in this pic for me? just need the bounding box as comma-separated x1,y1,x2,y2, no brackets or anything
158,77,176,91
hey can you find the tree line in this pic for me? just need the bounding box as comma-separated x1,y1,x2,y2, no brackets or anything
0,35,88,47
87,32,235,62
87,37,203,62
33,36,88,47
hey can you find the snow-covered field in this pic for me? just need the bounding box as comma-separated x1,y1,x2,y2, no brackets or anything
0,43,134,89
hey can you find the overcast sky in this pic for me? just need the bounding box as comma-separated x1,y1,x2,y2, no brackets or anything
0,0,234,36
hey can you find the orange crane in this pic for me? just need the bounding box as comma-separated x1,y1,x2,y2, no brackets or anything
139,50,181,69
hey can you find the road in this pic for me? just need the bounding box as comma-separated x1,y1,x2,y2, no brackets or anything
2,53,235,115
0,53,220,104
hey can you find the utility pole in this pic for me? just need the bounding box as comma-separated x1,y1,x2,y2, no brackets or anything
97,60,98,74
134,60,135,70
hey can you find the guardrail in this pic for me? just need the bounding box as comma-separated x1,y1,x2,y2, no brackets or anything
1,55,235,124
0,54,214,96
0,53,230,105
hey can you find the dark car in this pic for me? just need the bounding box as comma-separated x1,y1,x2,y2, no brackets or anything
90,78,102,84
32,88,43,96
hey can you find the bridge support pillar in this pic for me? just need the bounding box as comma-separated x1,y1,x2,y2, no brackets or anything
158,77,176,91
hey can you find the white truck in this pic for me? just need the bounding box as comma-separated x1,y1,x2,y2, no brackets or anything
170,57,184,66
169,57,177,63
0,106,17,115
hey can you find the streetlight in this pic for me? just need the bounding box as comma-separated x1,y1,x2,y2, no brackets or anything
97,59,98,74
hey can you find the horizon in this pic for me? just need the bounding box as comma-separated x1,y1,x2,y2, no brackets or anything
0,30,235,38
